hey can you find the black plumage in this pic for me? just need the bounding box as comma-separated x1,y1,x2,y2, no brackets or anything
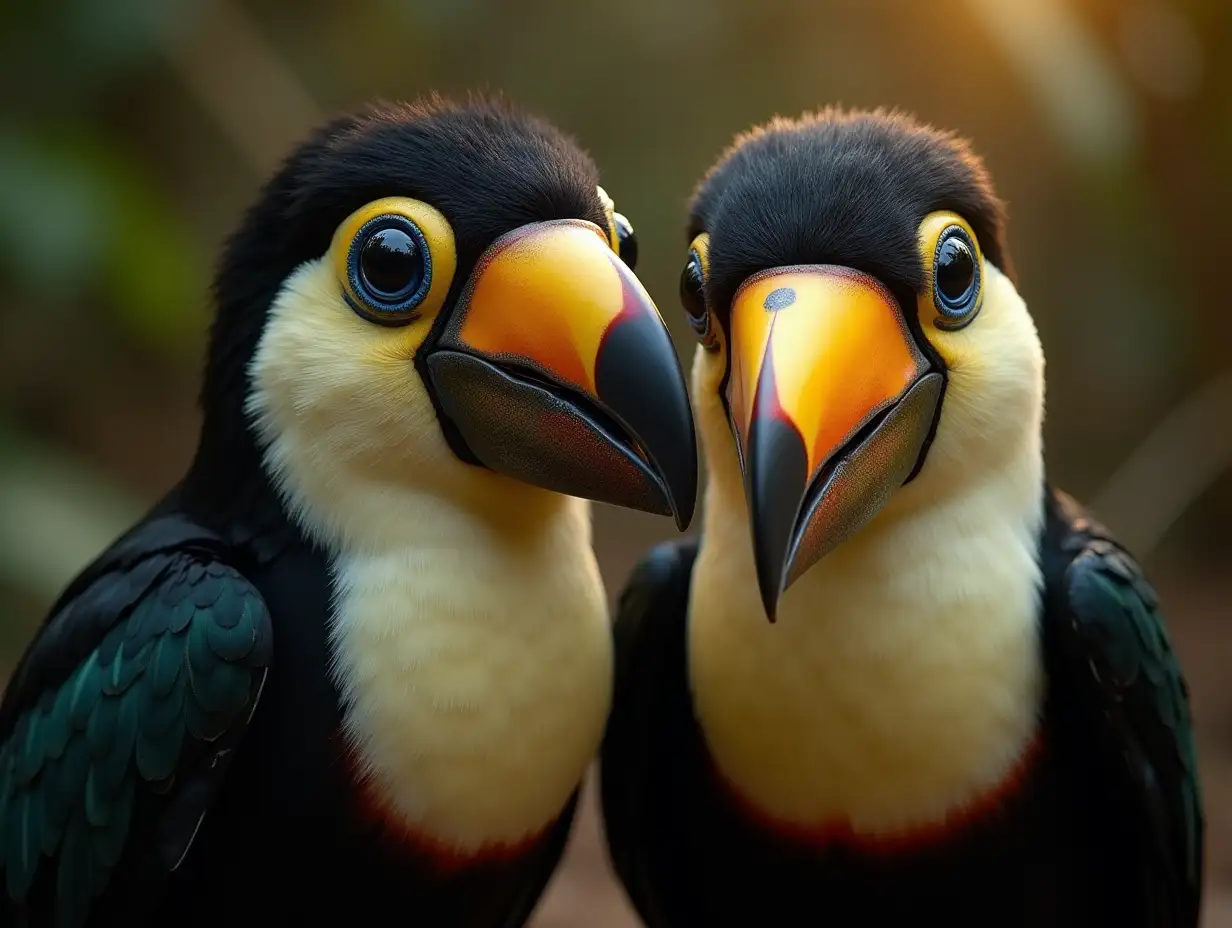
195,94,609,520
600,108,1203,927
602,490,1202,926
689,107,1011,328
0,95,631,928
0,517,270,928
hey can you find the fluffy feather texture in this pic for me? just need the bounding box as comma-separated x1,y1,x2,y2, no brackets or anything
3,94,640,927
683,107,1046,829
190,94,609,531
689,106,1009,329
601,105,1202,927
0,518,271,928
688,262,1046,831
247,258,613,851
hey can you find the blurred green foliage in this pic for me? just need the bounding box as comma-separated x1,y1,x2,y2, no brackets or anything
0,127,210,352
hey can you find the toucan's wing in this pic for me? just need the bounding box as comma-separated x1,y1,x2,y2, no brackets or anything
599,538,698,927
1041,490,1202,927
0,515,273,928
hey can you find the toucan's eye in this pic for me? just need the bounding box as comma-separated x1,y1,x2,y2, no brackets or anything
917,212,983,331
331,196,457,327
614,212,638,271
355,220,428,309
934,229,977,311
680,253,706,325
680,233,718,351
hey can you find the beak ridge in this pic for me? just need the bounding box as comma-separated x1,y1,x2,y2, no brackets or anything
427,219,698,527
728,265,941,619
594,299,698,529
745,363,810,621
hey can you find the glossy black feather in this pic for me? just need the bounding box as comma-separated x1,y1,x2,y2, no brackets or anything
3,96,614,928
1040,489,1203,926
600,487,1203,926
0,515,271,928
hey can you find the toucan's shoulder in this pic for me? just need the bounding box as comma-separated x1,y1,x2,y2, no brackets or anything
614,539,699,643
1041,485,1124,556
39,507,229,617
609,539,698,684
1036,495,1199,922
0,507,259,732
1038,483,1156,609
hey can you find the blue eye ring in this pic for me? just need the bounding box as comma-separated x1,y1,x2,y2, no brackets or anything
345,214,433,326
932,225,981,330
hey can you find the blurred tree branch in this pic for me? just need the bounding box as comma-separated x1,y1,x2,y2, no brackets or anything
968,0,1232,558
159,0,322,176
962,0,1139,170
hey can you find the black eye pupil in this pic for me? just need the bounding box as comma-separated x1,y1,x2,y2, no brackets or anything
614,213,638,271
360,228,423,299
935,236,976,304
680,254,706,323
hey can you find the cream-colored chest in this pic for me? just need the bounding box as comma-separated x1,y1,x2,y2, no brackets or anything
688,498,1045,835
328,516,613,853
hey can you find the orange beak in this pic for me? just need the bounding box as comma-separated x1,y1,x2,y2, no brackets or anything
426,219,697,529
727,265,943,619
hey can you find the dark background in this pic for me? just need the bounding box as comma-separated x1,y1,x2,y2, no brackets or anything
2,0,1230,923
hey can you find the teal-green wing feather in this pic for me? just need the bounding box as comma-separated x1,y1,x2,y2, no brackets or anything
0,515,272,928
1044,491,1203,927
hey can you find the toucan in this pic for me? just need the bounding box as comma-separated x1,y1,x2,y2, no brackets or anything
599,108,1202,927
0,95,697,928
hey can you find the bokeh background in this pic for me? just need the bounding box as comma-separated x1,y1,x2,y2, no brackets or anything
2,0,1230,923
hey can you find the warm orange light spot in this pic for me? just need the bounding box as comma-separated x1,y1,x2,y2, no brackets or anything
729,267,926,474
454,222,625,396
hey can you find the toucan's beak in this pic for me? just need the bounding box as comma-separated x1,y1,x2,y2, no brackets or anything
426,219,697,529
727,265,943,620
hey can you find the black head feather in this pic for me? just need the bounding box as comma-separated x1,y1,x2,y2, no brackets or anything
689,107,1009,325
185,94,606,537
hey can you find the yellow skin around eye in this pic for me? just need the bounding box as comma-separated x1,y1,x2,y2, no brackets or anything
915,210,988,376
329,196,459,321
915,210,984,330
596,185,620,253
687,232,724,358
689,232,712,280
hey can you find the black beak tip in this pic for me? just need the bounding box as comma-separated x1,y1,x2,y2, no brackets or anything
669,424,699,532
636,392,697,533
747,414,810,626
754,557,783,624
594,313,700,533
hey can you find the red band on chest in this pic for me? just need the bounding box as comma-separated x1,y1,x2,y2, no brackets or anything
334,733,545,874
714,732,1045,857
